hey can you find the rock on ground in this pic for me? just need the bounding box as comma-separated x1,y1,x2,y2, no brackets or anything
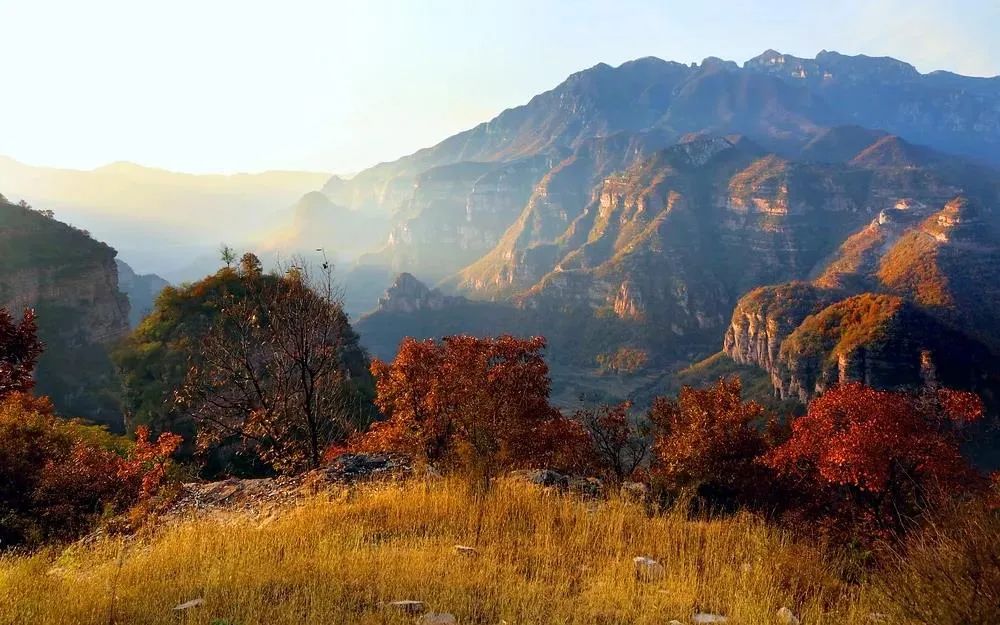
633,556,666,581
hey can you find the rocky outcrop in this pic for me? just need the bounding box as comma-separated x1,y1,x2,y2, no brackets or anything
723,283,842,377
375,273,461,314
0,199,130,425
775,295,993,401
724,192,1000,402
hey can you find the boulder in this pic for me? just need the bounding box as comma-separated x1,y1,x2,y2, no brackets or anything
632,556,665,581
516,469,570,488
777,607,800,625
620,481,649,502
567,476,604,499
388,600,426,615
172,598,205,611
323,453,411,482
453,545,478,557
692,614,728,624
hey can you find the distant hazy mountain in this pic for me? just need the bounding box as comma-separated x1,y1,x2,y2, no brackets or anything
0,157,329,279
115,259,169,327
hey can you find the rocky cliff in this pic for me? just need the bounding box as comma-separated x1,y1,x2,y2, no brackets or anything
723,190,1000,401
0,198,130,426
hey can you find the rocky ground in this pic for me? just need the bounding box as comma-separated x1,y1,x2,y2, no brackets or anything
162,453,413,519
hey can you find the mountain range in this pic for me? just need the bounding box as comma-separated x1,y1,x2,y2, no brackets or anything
0,157,329,281
327,50,1000,408
3,48,1000,423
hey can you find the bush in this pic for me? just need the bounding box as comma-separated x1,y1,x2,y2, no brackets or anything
357,335,587,486
766,383,984,542
572,401,650,484
0,393,180,547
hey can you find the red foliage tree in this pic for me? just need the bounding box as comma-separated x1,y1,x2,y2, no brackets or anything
648,378,769,507
765,383,984,540
359,335,580,485
0,308,43,399
0,393,180,546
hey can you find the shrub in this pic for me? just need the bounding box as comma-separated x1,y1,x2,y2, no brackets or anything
573,400,650,484
0,307,43,399
0,393,180,547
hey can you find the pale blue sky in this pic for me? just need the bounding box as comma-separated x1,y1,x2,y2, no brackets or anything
1,0,998,175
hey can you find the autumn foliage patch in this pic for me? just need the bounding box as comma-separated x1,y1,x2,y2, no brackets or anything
0,392,180,546
765,383,984,540
357,335,588,484
0,306,181,548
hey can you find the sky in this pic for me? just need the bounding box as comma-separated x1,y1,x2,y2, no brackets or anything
1,0,998,175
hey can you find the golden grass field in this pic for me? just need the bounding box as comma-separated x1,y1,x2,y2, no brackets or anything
0,477,895,625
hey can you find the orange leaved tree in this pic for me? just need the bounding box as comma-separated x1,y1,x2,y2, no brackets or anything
766,383,984,540
648,378,770,508
360,335,578,487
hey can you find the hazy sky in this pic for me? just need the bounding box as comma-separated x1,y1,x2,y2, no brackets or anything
2,0,998,175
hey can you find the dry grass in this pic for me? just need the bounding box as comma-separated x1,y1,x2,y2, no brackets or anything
0,477,884,625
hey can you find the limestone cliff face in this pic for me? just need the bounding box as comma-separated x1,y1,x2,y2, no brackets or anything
723,191,1000,401
0,201,129,342
775,295,992,402
363,157,550,282
723,283,842,380
2,261,129,344
0,199,130,426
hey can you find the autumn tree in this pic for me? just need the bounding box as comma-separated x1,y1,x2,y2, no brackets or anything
360,335,576,487
648,378,770,508
0,393,179,546
574,401,650,484
177,257,371,474
766,383,984,540
0,307,43,399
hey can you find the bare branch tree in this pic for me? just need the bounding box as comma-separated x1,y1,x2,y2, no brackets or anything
176,253,363,473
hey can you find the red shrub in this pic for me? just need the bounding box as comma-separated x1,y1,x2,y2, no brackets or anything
0,393,180,546
0,308,43,399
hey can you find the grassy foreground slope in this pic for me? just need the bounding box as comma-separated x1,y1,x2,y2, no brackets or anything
1,478,882,625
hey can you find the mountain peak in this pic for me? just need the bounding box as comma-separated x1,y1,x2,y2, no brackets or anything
699,56,739,72
745,49,920,82
375,273,460,314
